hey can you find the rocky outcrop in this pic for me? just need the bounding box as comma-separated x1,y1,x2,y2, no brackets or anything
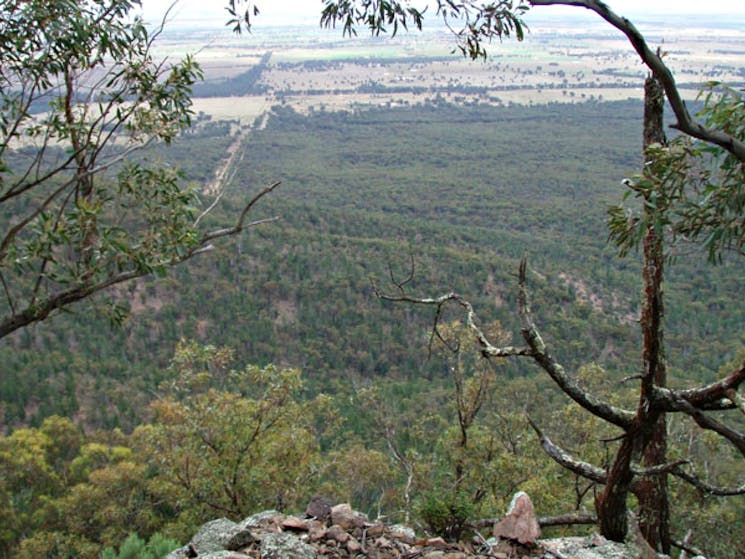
163,496,667,559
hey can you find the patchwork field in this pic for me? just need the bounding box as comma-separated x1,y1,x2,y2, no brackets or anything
155,15,745,122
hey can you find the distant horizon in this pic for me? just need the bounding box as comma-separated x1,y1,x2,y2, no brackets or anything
140,0,745,30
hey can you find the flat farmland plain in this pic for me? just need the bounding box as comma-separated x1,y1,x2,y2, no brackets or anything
155,15,745,122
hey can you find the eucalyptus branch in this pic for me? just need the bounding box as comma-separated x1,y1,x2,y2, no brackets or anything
0,181,71,261
527,415,608,483
0,179,281,338
670,467,745,496
0,267,142,339
529,0,745,162
664,393,745,457
671,360,745,408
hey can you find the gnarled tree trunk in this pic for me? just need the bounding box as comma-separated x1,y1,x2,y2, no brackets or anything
634,74,670,553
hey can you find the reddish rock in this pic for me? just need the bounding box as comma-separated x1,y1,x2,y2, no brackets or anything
306,520,327,541
327,524,351,543
330,503,367,530
426,537,450,549
367,523,386,536
493,491,541,546
346,536,363,553
282,517,309,531
376,536,393,548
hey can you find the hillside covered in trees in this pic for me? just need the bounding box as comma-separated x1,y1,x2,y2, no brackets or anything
2,100,742,427
1,99,743,557
1,0,744,557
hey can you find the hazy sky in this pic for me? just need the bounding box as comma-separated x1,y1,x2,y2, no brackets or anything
140,0,745,27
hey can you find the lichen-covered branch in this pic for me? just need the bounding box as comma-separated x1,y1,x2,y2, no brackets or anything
526,416,608,484
671,360,745,409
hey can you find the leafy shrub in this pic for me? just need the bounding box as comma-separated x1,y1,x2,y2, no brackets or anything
100,532,179,559
417,491,474,541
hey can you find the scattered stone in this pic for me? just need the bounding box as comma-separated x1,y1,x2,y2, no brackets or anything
493,491,541,546
330,503,367,530
307,520,328,541
167,496,661,559
190,519,255,554
239,510,283,531
347,536,363,553
376,535,393,548
426,537,451,550
327,524,351,543
388,523,416,543
591,533,608,547
282,516,310,532
162,544,193,559
365,522,386,537
541,536,646,559
260,532,316,559
198,553,252,559
306,495,333,522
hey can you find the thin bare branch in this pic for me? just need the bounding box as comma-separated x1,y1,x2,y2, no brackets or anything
473,511,597,529
200,181,281,243
672,536,706,559
195,190,225,228
374,287,534,358
670,467,745,496
387,250,415,294
632,459,689,477
518,259,635,429
663,393,745,457
537,513,597,527
0,271,15,315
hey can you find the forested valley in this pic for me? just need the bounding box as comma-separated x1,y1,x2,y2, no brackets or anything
1,95,743,557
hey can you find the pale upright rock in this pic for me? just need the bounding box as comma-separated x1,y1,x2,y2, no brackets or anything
493,491,541,546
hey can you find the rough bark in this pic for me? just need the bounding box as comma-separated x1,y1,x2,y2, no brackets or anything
634,74,670,553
